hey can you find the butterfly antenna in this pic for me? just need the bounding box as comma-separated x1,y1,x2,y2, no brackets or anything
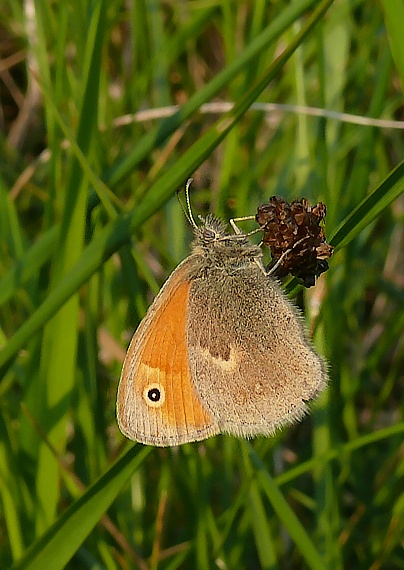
177,178,198,228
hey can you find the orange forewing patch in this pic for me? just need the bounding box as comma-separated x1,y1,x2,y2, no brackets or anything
131,280,213,431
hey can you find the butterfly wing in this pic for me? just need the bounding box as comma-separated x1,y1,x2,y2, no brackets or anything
117,260,219,446
187,262,327,438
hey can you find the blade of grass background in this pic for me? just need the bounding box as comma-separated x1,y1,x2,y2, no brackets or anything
329,159,404,249
10,445,151,570
275,423,404,487
0,180,24,261
209,465,258,561
341,45,392,212
194,454,213,570
2,3,403,568
206,509,230,569
75,269,108,482
168,5,218,64
0,0,334,374
107,0,322,188
247,485,277,569
0,414,25,560
309,13,349,570
0,226,58,307
314,34,394,570
242,449,277,569
33,76,120,219
243,442,326,570
292,20,311,190
147,0,187,267
31,0,107,534
381,0,404,87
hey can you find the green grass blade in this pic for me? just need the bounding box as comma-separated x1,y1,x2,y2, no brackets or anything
330,159,404,249
381,0,404,86
10,445,151,570
32,0,108,533
242,447,277,569
2,3,403,567
107,0,323,188
0,227,58,308
245,443,326,570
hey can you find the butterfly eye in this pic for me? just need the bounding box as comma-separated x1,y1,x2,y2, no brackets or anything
143,383,166,408
202,227,217,241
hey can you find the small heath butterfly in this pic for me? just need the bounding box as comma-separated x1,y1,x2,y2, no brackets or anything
117,197,328,447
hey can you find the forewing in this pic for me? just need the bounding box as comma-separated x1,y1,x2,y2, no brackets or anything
117,262,219,446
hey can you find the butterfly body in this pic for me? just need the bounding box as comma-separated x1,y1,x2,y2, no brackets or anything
117,215,327,446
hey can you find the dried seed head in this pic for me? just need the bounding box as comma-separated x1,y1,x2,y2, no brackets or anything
256,196,333,287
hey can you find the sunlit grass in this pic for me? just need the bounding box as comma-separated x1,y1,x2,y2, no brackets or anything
1,1,403,569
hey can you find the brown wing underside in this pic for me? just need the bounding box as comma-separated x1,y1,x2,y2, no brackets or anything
187,267,327,438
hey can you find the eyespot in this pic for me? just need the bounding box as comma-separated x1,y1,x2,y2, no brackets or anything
143,383,165,408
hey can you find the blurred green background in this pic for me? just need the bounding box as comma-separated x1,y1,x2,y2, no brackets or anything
1,1,403,569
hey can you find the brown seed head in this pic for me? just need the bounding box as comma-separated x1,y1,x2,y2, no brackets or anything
256,196,333,287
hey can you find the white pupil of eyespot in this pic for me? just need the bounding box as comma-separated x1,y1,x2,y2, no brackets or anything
148,388,160,401
143,383,165,408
